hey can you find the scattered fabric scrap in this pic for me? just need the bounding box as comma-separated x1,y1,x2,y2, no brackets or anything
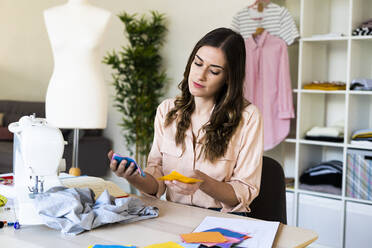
89,245,136,248
158,171,203,184
181,232,227,243
144,241,184,248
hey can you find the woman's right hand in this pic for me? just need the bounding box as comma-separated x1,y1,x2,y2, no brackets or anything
107,150,138,179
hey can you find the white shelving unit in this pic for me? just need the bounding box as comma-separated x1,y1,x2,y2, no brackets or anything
266,0,372,247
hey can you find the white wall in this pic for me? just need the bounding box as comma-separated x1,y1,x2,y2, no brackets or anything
0,0,298,189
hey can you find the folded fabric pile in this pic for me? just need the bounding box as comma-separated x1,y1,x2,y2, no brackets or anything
143,228,251,248
305,122,344,142
352,19,372,36
144,228,250,248
179,228,250,248
350,128,372,147
350,78,372,91
300,160,343,195
34,186,159,235
303,81,346,91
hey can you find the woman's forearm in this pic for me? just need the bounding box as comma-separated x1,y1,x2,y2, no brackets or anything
199,176,239,208
127,173,159,196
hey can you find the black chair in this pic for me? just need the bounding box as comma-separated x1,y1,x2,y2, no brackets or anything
246,156,287,224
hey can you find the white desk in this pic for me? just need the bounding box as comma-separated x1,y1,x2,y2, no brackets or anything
0,195,317,248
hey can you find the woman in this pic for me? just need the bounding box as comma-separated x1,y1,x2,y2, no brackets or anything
108,27,263,214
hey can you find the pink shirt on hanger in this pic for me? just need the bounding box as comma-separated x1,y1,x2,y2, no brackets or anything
244,31,294,151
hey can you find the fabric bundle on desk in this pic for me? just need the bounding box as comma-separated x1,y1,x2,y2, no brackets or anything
34,186,159,235
300,160,343,195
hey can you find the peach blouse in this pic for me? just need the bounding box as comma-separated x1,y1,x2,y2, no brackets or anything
144,99,263,212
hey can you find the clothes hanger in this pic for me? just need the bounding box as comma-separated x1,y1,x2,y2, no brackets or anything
252,0,268,38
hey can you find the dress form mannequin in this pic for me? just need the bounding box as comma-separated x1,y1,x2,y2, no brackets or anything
44,0,111,176
44,0,111,129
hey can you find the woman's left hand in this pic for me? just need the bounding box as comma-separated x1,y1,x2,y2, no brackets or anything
164,170,208,195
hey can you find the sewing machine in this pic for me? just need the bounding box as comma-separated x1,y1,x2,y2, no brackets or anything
8,115,65,225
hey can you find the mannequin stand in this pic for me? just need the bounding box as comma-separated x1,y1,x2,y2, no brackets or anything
69,129,81,176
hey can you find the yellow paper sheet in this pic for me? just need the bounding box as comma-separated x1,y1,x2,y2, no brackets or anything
144,241,184,248
158,171,203,184
180,232,227,243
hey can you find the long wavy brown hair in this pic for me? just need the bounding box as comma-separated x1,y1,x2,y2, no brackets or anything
165,28,248,162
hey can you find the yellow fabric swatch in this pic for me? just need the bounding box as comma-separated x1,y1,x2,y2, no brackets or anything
158,171,203,184
144,241,184,248
180,232,227,243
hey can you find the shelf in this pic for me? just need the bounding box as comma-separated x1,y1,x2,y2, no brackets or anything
347,144,372,150
301,36,348,42
348,91,372,95
297,145,343,195
301,0,350,38
348,94,372,143
298,189,342,200
351,0,372,33
350,38,372,81
299,139,344,147
284,0,372,247
285,138,296,143
300,40,347,86
296,90,372,95
286,188,295,193
300,89,346,94
299,93,345,140
345,197,372,206
300,36,372,42
351,36,372,40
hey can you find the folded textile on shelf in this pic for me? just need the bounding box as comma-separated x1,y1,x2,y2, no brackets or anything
351,128,372,139
352,18,372,36
352,27,372,36
303,81,346,91
299,183,342,195
300,160,343,188
306,125,344,138
304,135,344,143
350,78,372,91
360,18,372,28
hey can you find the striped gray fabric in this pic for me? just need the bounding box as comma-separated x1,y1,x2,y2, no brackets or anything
232,3,299,45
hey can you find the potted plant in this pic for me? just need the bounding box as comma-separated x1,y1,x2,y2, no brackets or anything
103,11,167,169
